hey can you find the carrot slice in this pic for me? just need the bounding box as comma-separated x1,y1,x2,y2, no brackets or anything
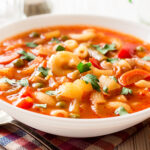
0,51,20,64
119,69,150,86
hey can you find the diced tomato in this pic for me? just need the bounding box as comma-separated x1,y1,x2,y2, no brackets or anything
19,86,33,98
0,51,20,64
89,58,101,69
119,69,150,86
15,97,33,109
118,48,133,58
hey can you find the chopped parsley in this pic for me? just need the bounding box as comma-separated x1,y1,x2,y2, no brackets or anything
34,104,47,108
38,67,49,77
56,45,65,51
50,37,60,44
92,43,116,55
18,50,36,61
121,87,132,95
142,56,150,61
83,74,100,91
129,0,132,3
46,90,58,96
103,86,108,93
77,62,91,73
107,58,119,63
61,35,69,41
26,42,38,48
115,106,129,116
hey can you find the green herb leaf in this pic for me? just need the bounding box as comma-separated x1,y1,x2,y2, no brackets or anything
50,37,60,43
128,0,132,3
18,50,36,61
92,43,116,55
83,74,100,91
26,42,38,48
121,87,132,95
107,58,119,63
142,56,150,61
109,76,117,82
46,90,58,96
38,67,49,77
115,106,129,116
18,78,29,87
29,32,40,38
56,45,65,51
103,86,108,93
0,78,16,86
34,104,47,108
61,35,69,41
77,62,91,73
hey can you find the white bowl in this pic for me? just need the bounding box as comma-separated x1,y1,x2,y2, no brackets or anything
0,14,150,138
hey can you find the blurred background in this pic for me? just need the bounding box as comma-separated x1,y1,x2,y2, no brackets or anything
0,0,149,25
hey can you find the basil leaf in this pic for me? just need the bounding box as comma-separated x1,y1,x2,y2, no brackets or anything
115,106,128,116
29,32,40,38
142,56,150,61
18,78,29,87
83,74,100,91
121,87,132,95
56,45,65,51
46,90,58,96
92,43,116,55
103,86,108,93
109,76,117,82
77,62,91,73
26,42,38,48
50,37,60,44
34,104,47,108
0,78,16,86
38,67,49,77
18,50,36,61
107,58,119,63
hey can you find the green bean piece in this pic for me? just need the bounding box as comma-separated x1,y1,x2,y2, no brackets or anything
13,58,24,67
32,83,44,89
56,101,66,108
69,113,80,118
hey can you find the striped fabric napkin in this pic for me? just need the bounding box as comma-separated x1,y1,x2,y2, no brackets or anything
0,120,149,150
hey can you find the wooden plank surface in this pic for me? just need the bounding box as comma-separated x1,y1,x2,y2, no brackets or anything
115,125,150,150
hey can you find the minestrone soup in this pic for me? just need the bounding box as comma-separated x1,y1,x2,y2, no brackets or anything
0,25,150,119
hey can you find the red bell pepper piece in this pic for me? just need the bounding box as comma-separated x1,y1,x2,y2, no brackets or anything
19,86,33,98
89,58,101,69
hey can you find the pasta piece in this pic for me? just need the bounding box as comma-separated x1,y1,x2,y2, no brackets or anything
44,30,60,39
110,38,122,49
35,45,52,56
114,95,127,102
90,91,106,104
101,60,113,70
113,59,131,76
99,75,121,93
48,51,80,76
74,44,89,59
64,40,78,51
0,67,15,78
0,82,12,91
67,70,80,80
106,101,132,113
69,99,80,113
69,29,96,41
50,110,68,117
135,80,150,88
34,92,56,106
91,66,114,77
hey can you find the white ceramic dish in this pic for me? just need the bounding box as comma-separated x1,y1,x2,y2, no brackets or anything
0,14,150,138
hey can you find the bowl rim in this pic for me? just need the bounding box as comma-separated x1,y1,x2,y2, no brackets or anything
0,13,150,123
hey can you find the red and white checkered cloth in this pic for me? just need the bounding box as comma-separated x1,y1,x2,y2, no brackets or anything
0,120,149,150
